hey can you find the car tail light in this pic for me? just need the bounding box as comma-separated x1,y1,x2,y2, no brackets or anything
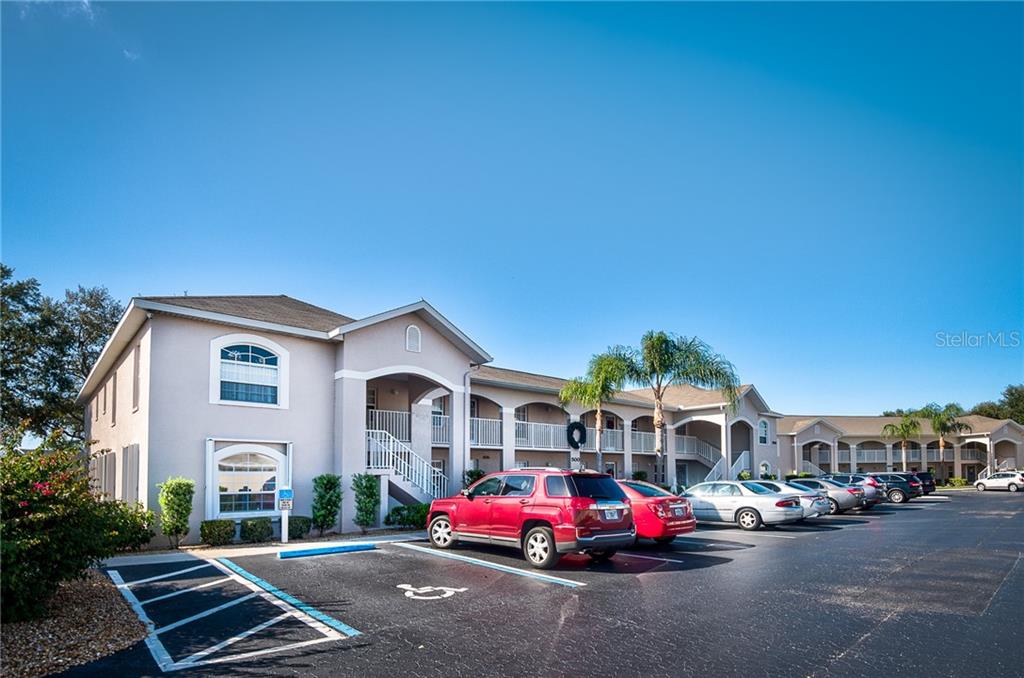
864,478,879,487
910,481,921,487
775,499,798,508
648,503,668,519
569,497,597,511
847,488,862,495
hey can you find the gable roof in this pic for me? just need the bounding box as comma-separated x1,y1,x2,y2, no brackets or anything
776,414,1016,438
627,383,752,410
472,365,657,408
139,295,353,333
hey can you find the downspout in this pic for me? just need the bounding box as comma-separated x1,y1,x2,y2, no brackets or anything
463,366,474,488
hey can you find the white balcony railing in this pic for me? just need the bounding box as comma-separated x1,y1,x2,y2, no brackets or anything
926,449,955,462
515,421,569,450
631,430,657,453
855,449,888,463
470,417,502,447
367,409,411,442
582,428,624,452
675,435,721,467
432,414,451,445
961,449,982,461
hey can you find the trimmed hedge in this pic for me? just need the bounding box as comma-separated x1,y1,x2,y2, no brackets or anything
288,515,312,540
949,477,967,487
200,519,235,546
631,471,648,482
383,504,429,529
240,517,273,543
464,468,486,485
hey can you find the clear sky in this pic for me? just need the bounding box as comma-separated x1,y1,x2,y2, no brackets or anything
3,2,1022,415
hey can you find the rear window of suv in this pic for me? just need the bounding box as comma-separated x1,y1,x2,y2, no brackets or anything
569,474,627,500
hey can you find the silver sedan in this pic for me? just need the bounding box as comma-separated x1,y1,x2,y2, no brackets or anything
682,481,804,530
789,478,865,514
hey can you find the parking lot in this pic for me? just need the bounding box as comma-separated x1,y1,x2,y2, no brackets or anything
66,492,1023,677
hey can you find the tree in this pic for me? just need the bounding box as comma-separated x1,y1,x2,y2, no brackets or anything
311,473,343,536
613,332,739,483
917,403,971,470
0,266,124,440
157,477,195,548
558,353,628,472
968,384,1024,425
351,473,380,534
881,415,922,472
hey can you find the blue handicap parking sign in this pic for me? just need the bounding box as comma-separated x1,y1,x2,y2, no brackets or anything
278,488,294,500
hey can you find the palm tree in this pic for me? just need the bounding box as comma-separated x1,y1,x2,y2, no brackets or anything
917,402,971,474
558,353,628,472
613,332,740,483
881,414,921,472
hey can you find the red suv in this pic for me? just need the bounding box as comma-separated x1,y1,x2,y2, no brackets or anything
427,468,635,569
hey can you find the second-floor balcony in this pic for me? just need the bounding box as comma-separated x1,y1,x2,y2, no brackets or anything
367,409,453,446
470,417,502,447
515,421,570,450
582,428,624,452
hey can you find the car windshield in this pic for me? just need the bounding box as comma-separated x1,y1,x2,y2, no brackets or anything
622,481,672,497
818,478,847,488
741,482,772,495
570,474,626,500
786,481,814,492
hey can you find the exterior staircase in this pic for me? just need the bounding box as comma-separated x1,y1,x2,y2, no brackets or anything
702,450,752,483
676,435,720,468
801,460,825,476
366,429,448,503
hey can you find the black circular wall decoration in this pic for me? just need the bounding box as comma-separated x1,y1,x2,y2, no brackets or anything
566,421,587,449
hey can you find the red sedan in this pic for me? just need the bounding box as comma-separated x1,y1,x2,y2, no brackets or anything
616,480,696,545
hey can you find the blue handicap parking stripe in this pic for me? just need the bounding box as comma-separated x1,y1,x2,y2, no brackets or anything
216,558,361,637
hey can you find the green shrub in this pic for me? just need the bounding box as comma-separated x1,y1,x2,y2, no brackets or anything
311,474,342,537
784,474,798,481
383,503,429,528
200,519,235,546
351,473,380,534
760,473,778,480
949,476,967,487
240,517,273,543
737,470,752,481
631,470,648,482
288,515,312,540
157,476,195,548
797,471,814,478
464,468,486,485
1,428,155,621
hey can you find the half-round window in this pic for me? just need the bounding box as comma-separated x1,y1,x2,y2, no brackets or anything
220,344,279,404
405,325,422,353
217,452,278,514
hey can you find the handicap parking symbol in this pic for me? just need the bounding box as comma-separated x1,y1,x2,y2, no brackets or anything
397,584,468,600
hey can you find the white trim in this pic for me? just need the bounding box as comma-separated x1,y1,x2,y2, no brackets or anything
786,417,847,437
328,300,492,364
757,418,770,445
209,333,290,409
668,413,726,430
334,365,465,393
206,443,290,520
729,415,756,429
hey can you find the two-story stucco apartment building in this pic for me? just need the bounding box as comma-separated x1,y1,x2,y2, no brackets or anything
79,295,1024,540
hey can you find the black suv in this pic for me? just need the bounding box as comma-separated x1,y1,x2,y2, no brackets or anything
905,471,936,494
873,473,923,503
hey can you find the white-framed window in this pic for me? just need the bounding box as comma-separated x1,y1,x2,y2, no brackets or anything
209,334,290,409
758,419,769,445
432,397,446,416
605,415,617,430
470,398,479,418
217,452,278,514
405,324,422,352
514,405,528,422
367,388,377,410
431,458,446,475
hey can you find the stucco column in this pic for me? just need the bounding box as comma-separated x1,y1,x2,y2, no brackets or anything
985,437,995,473
719,415,729,480
830,442,838,473
623,420,633,481
849,443,857,473
335,375,367,533
501,407,516,471
410,399,432,456
569,413,583,471
665,425,677,488
885,443,893,472
953,443,962,478
449,390,467,490
1017,442,1023,471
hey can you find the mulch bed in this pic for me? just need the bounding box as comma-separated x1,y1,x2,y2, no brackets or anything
1,569,147,678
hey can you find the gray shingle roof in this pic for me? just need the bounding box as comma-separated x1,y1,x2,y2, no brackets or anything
776,414,1012,437
139,295,353,333
472,365,656,406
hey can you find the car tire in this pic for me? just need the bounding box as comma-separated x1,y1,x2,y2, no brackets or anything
860,503,874,511
976,483,986,492
889,489,907,504
1009,484,1019,493
736,508,762,531
428,515,456,549
523,526,559,570
589,549,617,563
827,498,840,515
654,536,676,546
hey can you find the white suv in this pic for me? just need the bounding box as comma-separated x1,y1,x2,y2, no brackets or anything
975,471,1024,492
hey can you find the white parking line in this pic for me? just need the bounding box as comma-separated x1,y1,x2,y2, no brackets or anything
174,612,291,666
139,577,233,606
392,542,587,587
670,537,748,550
118,563,214,587
154,593,258,635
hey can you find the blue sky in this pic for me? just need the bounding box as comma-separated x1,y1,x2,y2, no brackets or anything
3,2,1021,414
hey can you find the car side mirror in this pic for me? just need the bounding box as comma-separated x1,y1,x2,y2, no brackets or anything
461,489,472,498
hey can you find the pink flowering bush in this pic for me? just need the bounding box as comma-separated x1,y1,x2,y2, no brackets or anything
1,427,154,621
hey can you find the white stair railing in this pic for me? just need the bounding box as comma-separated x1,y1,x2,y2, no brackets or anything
367,410,411,442
675,435,720,467
730,451,750,478
801,460,825,476
703,457,726,482
366,429,448,499
979,465,991,480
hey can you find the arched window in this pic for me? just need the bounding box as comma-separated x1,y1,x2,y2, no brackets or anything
758,419,770,445
220,344,279,404
405,324,422,353
217,452,279,514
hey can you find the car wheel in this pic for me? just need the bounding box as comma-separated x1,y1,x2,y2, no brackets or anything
1009,484,1019,493
889,489,907,504
428,515,455,549
654,536,676,546
589,549,617,563
736,508,762,531
976,483,986,492
523,526,559,570
827,498,840,515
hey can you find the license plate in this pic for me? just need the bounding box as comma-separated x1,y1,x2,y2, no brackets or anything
603,509,619,520
673,508,685,516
